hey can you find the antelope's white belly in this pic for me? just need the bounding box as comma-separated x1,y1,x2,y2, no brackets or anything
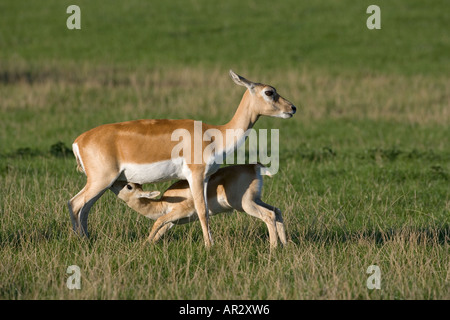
119,158,185,184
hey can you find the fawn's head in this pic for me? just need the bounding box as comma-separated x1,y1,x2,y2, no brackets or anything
111,182,161,202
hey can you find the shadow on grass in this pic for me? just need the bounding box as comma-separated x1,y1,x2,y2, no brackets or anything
0,142,73,160
291,225,450,246
2,219,449,249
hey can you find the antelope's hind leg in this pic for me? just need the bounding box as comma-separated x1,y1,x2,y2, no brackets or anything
68,173,121,237
242,200,279,248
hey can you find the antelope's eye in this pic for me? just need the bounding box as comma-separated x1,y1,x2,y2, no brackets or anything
126,184,133,190
265,90,274,97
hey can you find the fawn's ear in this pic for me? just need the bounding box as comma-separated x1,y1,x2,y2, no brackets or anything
137,191,160,199
229,70,256,93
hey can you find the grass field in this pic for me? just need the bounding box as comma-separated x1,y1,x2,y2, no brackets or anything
0,1,449,300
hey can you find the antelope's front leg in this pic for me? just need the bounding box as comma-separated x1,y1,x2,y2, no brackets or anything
147,206,191,243
147,222,173,243
188,171,212,248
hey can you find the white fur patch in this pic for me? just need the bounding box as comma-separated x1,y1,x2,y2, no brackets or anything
119,158,186,184
72,143,85,173
260,88,275,103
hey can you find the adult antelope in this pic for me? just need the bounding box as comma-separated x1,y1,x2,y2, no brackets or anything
68,70,296,247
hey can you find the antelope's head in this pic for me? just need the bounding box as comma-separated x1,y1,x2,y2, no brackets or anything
229,70,297,119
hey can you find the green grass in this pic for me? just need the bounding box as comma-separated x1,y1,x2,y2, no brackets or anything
0,1,449,300
1,0,449,75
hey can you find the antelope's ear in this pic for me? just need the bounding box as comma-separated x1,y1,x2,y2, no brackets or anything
229,70,256,92
137,191,160,199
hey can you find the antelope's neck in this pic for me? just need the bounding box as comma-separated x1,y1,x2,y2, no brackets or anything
221,90,259,133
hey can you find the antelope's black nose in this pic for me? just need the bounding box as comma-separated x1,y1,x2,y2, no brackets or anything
291,105,297,114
